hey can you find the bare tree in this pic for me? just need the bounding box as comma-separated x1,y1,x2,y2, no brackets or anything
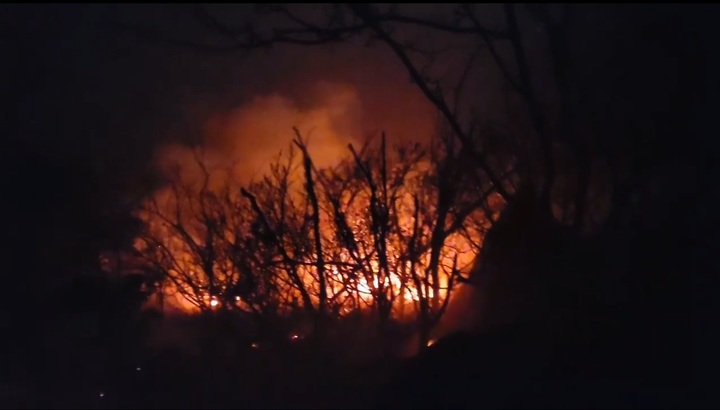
308,130,494,348
239,148,318,319
124,125,493,351
105,6,716,406
132,150,289,325
133,5,627,228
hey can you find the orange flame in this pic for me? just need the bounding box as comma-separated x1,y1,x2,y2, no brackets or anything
126,151,487,320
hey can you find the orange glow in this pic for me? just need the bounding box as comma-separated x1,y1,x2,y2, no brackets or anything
118,83,498,320
129,148,488,320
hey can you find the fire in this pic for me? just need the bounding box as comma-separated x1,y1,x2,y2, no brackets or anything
315,232,475,314
127,185,483,317
117,137,496,321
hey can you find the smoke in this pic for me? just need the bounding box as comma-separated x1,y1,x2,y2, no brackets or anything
153,80,365,186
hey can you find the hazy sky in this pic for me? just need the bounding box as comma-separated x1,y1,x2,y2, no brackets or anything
3,3,717,280
3,3,690,183
4,5,452,184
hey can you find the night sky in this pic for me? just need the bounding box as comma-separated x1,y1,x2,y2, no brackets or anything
2,3,720,407
3,0,718,331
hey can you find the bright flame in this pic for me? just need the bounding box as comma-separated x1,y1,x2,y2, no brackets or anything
124,138,499,318
290,186,483,317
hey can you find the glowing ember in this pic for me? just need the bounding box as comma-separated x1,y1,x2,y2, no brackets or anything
426,339,436,347
290,334,300,341
210,299,219,307
251,342,260,349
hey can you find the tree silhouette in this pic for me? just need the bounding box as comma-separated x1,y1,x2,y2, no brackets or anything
120,129,492,354
111,4,719,406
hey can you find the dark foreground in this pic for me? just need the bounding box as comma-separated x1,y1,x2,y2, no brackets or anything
3,327,713,409
5,174,718,409
5,330,397,409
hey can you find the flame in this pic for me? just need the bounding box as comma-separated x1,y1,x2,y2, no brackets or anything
129,185,484,318
118,89,500,317
124,154,489,318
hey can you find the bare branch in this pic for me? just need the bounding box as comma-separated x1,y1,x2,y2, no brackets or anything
349,4,510,201
504,4,555,202
292,129,328,318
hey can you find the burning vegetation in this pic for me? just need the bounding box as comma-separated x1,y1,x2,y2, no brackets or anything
104,128,509,349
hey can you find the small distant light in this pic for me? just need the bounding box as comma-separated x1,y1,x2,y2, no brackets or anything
99,392,105,398
290,334,300,341
210,299,219,307
251,342,259,349
235,296,240,301
427,339,436,347
136,366,142,371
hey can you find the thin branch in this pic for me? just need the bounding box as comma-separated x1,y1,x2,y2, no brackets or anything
292,129,328,317
349,4,510,201
461,4,522,93
240,187,316,313
504,4,555,203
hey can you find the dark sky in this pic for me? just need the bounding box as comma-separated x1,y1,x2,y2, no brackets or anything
2,4,718,293
2,8,720,407
3,4,444,184
2,4,441,294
